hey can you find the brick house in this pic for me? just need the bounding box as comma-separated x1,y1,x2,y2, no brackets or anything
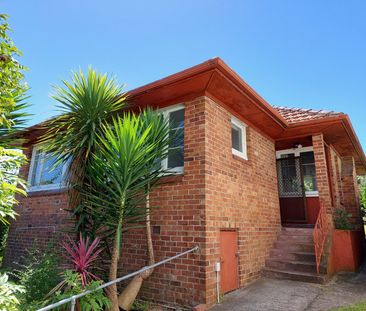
4,58,366,308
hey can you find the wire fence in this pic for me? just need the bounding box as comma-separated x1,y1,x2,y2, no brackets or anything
37,246,199,311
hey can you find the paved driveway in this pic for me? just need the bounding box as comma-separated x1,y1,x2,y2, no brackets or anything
211,266,366,311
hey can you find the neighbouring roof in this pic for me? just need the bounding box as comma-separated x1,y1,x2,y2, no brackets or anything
273,106,344,124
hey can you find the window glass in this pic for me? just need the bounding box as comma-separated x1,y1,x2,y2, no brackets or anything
300,151,317,192
167,147,184,168
164,107,184,171
29,147,67,189
278,158,302,196
231,125,242,152
280,153,295,159
169,109,184,129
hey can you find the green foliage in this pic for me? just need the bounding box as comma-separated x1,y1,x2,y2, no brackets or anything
84,112,171,257
334,208,353,230
11,245,61,310
46,270,111,311
0,14,29,259
358,176,366,216
0,273,24,311
0,14,28,130
0,148,27,224
0,222,9,264
131,299,151,311
40,67,127,237
330,300,366,311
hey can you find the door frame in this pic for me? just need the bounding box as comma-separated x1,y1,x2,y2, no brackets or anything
219,228,239,293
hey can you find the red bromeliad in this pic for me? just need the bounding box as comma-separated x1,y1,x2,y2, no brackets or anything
61,233,103,287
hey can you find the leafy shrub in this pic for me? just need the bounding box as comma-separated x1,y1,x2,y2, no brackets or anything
360,184,366,214
0,273,25,311
334,208,353,230
45,270,111,311
11,244,61,309
131,299,152,311
0,222,9,265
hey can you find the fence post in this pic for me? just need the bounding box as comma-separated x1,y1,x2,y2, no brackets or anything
70,298,76,311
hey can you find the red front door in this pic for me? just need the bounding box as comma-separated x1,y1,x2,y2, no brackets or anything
277,157,307,223
220,230,239,293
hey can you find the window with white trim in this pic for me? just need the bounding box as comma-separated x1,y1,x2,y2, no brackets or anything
161,105,185,173
28,145,68,191
231,117,247,160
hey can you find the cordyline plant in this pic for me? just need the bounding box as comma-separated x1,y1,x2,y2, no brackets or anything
61,233,103,287
46,234,107,311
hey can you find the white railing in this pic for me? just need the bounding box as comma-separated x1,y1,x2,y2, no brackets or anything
37,246,199,311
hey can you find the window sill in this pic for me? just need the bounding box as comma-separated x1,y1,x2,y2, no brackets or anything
305,192,319,198
232,149,248,160
232,154,250,165
27,187,67,197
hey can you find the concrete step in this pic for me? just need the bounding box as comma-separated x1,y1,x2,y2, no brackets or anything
281,227,313,235
277,235,313,243
274,241,315,253
265,258,326,274
262,268,327,284
269,250,316,262
283,224,314,229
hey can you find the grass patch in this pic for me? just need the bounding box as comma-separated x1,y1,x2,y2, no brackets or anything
330,301,366,311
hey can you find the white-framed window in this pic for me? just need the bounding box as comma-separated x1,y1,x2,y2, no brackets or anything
28,144,68,192
160,104,185,174
276,146,318,197
231,116,247,160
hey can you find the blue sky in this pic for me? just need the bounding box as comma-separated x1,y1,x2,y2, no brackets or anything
3,1,366,149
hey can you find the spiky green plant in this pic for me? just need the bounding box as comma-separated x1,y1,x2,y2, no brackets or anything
41,68,127,236
83,112,171,310
118,107,173,310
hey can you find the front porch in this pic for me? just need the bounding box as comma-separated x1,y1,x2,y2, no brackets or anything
275,133,363,228
264,133,365,283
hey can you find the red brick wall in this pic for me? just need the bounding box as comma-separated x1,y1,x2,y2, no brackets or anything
312,134,333,216
327,145,343,210
3,147,72,267
4,96,281,308
341,156,362,227
118,97,207,307
203,97,281,306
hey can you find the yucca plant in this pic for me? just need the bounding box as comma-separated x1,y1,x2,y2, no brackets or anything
61,233,103,287
118,108,172,310
83,112,171,310
41,68,127,237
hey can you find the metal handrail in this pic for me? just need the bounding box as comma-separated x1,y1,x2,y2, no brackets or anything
37,246,199,311
313,203,331,273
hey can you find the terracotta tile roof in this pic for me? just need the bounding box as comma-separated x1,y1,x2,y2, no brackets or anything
272,106,343,124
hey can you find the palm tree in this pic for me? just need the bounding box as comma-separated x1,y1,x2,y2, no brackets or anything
84,113,170,310
41,68,127,237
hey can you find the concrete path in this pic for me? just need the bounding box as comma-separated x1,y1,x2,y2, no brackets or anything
211,266,366,311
